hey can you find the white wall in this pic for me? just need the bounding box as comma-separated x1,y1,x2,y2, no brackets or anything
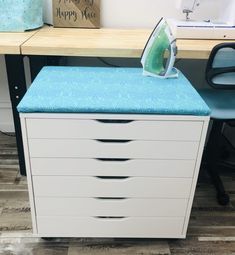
0,56,31,132
44,0,223,28
0,56,14,132
100,0,221,28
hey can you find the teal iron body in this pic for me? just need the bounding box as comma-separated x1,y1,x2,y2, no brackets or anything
141,18,178,79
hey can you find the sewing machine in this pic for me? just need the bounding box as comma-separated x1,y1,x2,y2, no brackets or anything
175,0,235,39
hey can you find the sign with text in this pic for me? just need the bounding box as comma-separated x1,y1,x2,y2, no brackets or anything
53,0,100,28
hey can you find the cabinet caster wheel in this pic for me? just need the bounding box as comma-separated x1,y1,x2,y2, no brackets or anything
217,193,230,206
41,237,54,241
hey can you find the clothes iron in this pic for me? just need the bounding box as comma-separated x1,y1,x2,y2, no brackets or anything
141,18,178,79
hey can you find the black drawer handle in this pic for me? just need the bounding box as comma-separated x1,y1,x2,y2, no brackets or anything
95,139,132,143
94,216,127,220
94,197,128,200
95,158,131,162
95,119,133,124
95,176,129,180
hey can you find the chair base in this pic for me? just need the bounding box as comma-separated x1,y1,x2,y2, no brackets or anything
206,163,230,206
217,192,230,206
205,120,231,206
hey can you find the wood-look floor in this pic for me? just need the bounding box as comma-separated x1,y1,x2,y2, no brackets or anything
0,132,235,255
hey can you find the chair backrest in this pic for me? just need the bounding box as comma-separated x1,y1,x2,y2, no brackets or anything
206,43,235,89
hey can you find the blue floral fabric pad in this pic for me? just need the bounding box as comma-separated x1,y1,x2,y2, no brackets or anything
0,0,43,32
17,66,210,116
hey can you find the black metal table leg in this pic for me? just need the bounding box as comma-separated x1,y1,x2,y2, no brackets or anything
29,56,48,81
4,55,63,176
5,55,27,176
29,55,61,81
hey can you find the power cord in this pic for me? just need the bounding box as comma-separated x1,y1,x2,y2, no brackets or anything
175,58,182,64
97,58,121,67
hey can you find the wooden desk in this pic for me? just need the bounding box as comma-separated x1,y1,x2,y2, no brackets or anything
21,26,234,59
2,26,235,176
0,30,38,54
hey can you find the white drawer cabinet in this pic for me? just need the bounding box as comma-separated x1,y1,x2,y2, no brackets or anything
33,176,192,198
26,118,203,141
28,139,199,159
30,158,196,177
35,197,188,217
37,217,185,238
20,113,209,238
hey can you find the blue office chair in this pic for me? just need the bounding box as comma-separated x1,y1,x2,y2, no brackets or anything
199,43,235,205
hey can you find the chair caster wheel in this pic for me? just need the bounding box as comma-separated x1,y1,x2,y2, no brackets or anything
217,193,230,206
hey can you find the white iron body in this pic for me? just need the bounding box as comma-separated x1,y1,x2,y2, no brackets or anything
141,18,178,79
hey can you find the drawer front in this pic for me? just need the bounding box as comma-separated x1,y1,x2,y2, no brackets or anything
37,216,184,238
29,139,199,159
35,197,188,217
33,176,192,198
27,118,203,141
30,158,196,177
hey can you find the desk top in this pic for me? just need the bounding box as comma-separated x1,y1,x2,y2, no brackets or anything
21,27,149,58
21,26,234,59
0,30,39,55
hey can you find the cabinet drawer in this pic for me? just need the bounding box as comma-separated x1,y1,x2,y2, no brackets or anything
29,139,199,160
26,118,203,141
35,197,188,217
30,158,196,177
37,216,185,238
33,176,192,198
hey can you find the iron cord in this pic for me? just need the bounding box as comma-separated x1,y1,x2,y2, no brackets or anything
97,57,121,67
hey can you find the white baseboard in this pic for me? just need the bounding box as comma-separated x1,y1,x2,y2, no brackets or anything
0,122,14,133
0,100,14,132
0,101,11,109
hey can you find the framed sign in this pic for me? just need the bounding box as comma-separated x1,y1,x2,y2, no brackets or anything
53,0,100,28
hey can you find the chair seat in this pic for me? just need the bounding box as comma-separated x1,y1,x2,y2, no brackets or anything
198,89,235,119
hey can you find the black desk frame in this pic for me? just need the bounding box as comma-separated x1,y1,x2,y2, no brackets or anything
5,55,60,176
5,55,27,176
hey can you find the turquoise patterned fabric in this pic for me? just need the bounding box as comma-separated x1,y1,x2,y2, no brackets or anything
0,0,43,32
17,66,211,116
